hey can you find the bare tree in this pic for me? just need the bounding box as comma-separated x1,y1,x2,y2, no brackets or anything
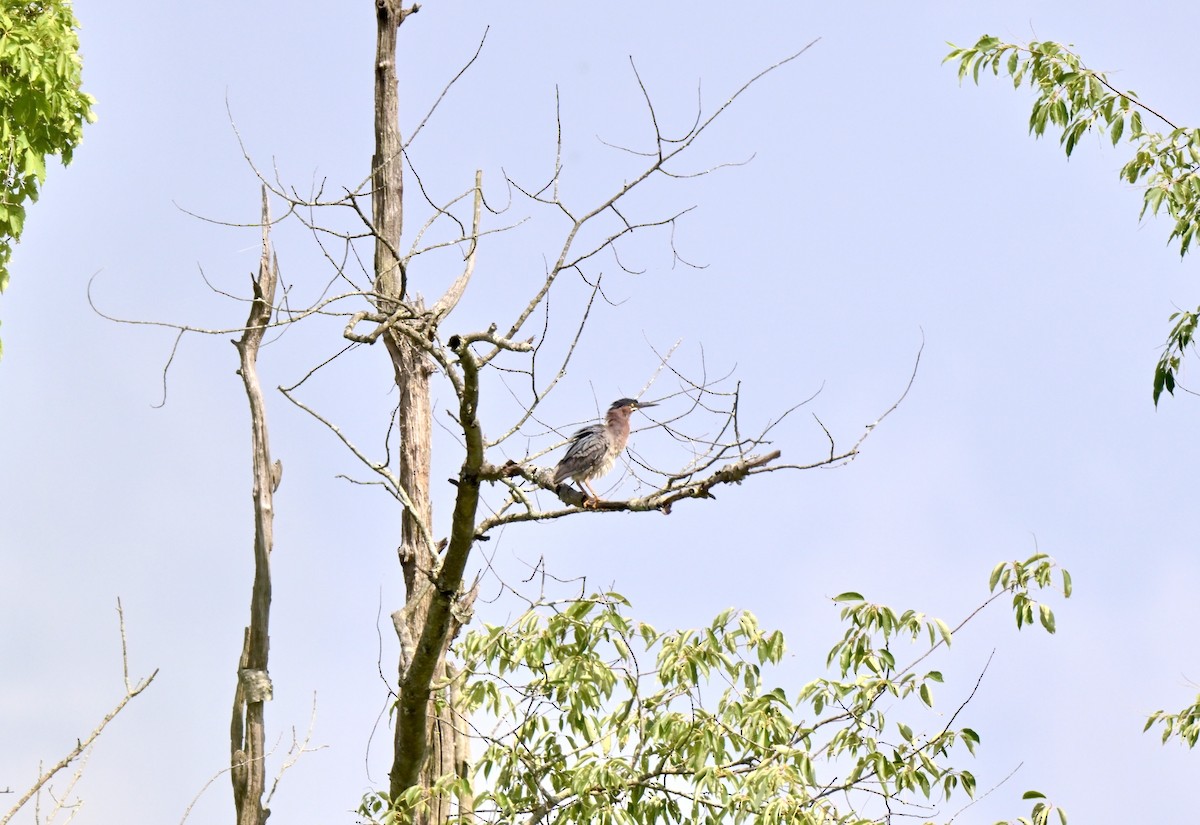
349,8,831,820
90,8,887,823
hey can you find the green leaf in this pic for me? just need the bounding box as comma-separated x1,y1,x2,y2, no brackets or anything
1154,364,1169,405
1023,790,1048,800
833,591,864,602
1038,604,1056,634
22,147,46,182
1110,115,1124,145
988,561,1006,592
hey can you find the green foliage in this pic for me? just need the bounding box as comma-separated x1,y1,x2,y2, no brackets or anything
359,790,400,825
1145,694,1200,748
1153,308,1197,405
988,553,1071,633
945,36,1200,405
948,34,1200,759
0,0,94,355
355,554,1071,824
992,790,1068,825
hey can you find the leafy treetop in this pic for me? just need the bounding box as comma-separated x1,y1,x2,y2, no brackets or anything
358,554,1072,825
0,0,95,356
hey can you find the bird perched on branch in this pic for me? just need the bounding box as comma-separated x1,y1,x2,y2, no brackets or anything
553,398,657,506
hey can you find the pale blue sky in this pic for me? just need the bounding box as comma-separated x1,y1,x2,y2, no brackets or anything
3,2,1198,823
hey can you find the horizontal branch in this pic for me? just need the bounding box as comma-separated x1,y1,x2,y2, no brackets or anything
473,449,785,534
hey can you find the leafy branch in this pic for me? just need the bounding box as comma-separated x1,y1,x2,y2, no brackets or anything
0,0,95,356
945,35,1200,404
358,553,1074,825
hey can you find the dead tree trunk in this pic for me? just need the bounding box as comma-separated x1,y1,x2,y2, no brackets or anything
230,186,278,825
372,3,471,821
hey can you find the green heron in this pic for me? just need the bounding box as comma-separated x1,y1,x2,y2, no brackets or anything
553,397,657,505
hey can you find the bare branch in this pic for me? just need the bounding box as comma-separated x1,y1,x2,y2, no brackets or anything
88,269,377,339
264,695,327,805
146,327,188,409
405,27,489,149
841,333,923,464
2,605,157,825
430,169,484,322
490,41,821,381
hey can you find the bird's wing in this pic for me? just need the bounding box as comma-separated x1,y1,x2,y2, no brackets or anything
553,424,605,482
562,424,603,457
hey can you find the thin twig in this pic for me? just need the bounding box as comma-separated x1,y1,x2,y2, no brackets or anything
1,605,157,825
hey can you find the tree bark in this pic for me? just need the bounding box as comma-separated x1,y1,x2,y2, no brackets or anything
230,186,278,825
370,3,460,820
373,6,482,820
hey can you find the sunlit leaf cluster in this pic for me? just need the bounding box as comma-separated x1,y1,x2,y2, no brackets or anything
994,790,1068,825
1154,309,1196,405
0,0,94,352
1145,695,1200,749
355,555,1071,824
945,36,1200,405
988,553,1071,633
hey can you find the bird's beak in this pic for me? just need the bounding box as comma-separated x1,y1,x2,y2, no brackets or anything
636,401,658,410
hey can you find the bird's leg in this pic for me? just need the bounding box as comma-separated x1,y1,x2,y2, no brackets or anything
582,479,602,509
